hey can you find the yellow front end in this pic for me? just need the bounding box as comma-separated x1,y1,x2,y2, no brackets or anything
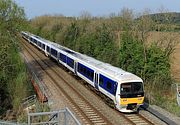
119,97,144,112
120,97,144,105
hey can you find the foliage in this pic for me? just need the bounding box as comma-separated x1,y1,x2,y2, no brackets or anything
0,0,31,116
0,0,25,33
63,22,80,49
90,24,118,64
118,31,144,77
145,43,171,84
118,31,172,85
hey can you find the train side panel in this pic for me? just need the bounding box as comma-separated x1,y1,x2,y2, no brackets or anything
76,61,95,87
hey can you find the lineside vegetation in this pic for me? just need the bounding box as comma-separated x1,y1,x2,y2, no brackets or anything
0,0,33,119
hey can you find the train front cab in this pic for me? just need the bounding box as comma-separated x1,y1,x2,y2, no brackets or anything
116,81,144,113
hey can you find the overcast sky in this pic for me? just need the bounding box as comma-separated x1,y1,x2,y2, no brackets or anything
13,0,180,19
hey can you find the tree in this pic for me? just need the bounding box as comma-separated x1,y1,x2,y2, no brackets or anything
0,0,25,34
145,43,171,85
64,22,80,49
135,9,155,80
0,0,27,115
79,11,92,20
119,31,144,77
119,8,134,30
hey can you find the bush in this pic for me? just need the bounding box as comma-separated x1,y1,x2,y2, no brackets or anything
145,43,171,85
118,31,144,77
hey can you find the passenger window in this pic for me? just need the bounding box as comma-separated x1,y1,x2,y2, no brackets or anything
80,66,83,73
60,54,62,59
99,76,104,86
60,53,64,61
78,65,80,72
42,44,45,49
83,68,86,74
71,60,74,68
87,70,90,77
106,81,112,90
68,58,74,68
38,42,41,47
47,46,50,52
90,72,94,79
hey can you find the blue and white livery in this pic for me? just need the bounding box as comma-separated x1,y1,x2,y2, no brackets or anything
21,31,145,113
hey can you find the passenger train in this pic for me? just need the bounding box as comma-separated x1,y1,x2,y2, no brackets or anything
21,31,144,113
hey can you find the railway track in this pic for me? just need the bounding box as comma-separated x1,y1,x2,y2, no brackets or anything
20,37,156,125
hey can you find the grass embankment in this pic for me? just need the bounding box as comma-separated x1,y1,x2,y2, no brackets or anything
29,14,180,116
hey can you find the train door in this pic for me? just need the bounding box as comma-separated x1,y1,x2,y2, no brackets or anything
44,45,48,56
74,62,78,75
115,82,121,109
94,73,99,90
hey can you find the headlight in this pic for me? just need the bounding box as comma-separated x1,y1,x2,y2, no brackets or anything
138,98,142,100
123,99,127,102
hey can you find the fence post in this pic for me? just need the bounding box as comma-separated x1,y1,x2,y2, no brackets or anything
64,109,67,125
176,83,180,106
66,108,81,125
28,113,31,125
57,111,60,125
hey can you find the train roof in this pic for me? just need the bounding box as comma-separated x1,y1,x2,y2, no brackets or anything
50,41,142,82
25,31,142,82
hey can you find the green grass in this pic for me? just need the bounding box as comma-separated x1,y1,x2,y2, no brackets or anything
145,83,180,117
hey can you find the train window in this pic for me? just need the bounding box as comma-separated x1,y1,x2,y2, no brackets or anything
133,82,143,93
67,57,74,68
113,83,117,94
106,81,112,90
120,82,143,98
77,63,94,81
121,82,143,94
34,39,37,44
71,60,74,68
87,70,90,77
121,84,131,93
90,72,94,80
77,65,80,72
83,67,86,74
77,64,83,73
60,53,66,63
77,64,80,72
51,48,57,57
38,42,41,47
47,46,50,52
80,66,83,73
99,76,104,87
30,37,33,41
42,44,45,50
